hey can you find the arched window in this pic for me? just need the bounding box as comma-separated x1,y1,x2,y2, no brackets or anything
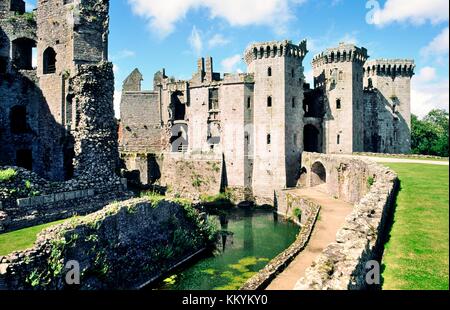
10,106,28,134
43,47,56,74
267,96,272,107
268,67,272,77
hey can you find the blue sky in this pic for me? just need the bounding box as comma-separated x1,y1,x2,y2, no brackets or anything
26,0,449,118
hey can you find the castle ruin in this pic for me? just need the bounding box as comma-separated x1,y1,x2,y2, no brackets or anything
120,41,414,202
0,0,126,232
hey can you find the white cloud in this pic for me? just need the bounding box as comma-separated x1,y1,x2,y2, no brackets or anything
208,34,230,48
411,68,449,118
221,54,243,73
111,49,136,61
371,0,449,26
339,32,359,45
188,26,203,56
421,27,449,57
114,91,122,119
127,0,307,37
415,67,437,82
113,64,120,74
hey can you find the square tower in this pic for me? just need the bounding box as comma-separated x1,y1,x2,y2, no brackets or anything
245,40,308,200
312,43,368,154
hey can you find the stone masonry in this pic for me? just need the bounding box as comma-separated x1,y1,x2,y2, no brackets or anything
120,39,413,203
1,0,127,232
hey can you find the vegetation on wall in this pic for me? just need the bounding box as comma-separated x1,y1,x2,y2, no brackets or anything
411,109,449,157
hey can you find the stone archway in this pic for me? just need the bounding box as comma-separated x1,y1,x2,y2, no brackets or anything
304,124,321,153
311,161,326,186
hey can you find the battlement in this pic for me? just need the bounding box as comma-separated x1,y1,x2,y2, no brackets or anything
312,42,368,68
364,59,415,77
244,39,308,65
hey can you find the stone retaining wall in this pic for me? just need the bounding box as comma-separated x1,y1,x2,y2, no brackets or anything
0,166,130,233
0,198,215,290
294,152,399,290
240,200,321,290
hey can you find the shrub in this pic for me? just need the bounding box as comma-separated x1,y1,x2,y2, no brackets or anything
0,168,17,182
367,176,375,188
293,208,302,220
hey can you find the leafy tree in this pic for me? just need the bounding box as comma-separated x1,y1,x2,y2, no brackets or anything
411,109,449,157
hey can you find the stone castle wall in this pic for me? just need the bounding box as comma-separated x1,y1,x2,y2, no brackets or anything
295,153,399,290
0,198,215,290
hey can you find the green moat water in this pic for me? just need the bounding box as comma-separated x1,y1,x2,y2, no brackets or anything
155,209,299,290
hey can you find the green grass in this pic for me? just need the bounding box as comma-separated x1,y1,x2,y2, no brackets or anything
381,163,449,290
0,219,67,256
0,168,17,182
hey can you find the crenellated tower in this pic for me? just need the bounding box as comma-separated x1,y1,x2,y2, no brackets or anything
312,43,368,154
363,59,415,153
245,40,308,199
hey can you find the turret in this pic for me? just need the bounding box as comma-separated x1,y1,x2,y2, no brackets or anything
312,43,369,154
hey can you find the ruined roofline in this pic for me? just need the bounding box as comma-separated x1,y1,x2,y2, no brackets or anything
312,42,369,67
244,39,308,65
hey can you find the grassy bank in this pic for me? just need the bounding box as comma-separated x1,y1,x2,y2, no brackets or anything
0,219,67,256
382,163,449,290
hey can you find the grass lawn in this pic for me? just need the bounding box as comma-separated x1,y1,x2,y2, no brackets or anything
0,219,67,256
381,163,449,290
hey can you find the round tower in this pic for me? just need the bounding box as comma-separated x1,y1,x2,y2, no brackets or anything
312,43,369,154
244,40,308,200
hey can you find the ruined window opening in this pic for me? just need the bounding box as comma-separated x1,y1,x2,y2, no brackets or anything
64,146,75,181
43,47,56,74
172,91,186,121
267,134,271,145
10,105,28,134
16,149,32,171
66,94,74,130
11,38,36,70
267,96,272,107
208,88,219,111
336,99,341,109
268,67,272,77
0,57,7,74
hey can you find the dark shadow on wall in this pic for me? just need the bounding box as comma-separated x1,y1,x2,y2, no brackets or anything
363,87,410,154
0,65,75,181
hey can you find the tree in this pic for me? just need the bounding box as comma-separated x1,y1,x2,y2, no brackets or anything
411,109,449,157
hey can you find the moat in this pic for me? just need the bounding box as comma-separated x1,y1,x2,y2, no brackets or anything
153,209,299,290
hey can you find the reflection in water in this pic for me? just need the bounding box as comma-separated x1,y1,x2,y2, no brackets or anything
154,209,299,290
243,210,254,251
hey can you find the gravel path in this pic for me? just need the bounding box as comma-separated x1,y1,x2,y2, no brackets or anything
266,187,353,290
